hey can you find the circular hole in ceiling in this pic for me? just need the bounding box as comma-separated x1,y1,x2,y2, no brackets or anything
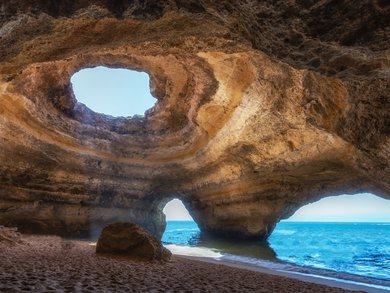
71,66,156,117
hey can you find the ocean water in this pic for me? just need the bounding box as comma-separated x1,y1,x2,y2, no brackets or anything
162,221,390,283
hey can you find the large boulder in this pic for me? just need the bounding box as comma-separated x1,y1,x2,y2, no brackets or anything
96,222,171,261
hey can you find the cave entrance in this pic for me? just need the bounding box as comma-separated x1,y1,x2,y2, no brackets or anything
268,193,390,279
161,199,200,246
70,66,156,117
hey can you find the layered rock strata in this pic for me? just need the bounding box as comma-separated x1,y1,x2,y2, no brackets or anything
0,1,389,240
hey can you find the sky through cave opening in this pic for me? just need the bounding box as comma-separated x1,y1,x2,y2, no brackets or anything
71,66,156,117
283,192,390,223
163,198,194,221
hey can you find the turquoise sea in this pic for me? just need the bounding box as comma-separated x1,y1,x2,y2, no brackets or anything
162,221,390,289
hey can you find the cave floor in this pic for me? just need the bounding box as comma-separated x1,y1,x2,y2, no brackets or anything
0,235,355,292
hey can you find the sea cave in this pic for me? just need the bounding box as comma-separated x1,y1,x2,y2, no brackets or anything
0,1,389,292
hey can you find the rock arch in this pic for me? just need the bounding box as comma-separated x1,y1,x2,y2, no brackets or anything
0,1,389,240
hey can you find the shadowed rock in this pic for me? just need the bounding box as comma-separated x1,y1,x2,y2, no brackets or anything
96,222,171,261
0,226,22,245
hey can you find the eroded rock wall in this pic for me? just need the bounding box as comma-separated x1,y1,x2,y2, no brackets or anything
0,0,389,239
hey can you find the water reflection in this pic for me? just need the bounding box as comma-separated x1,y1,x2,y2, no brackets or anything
162,221,277,261
195,233,277,261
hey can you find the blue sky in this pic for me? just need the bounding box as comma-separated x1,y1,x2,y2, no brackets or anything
71,66,156,116
71,67,390,222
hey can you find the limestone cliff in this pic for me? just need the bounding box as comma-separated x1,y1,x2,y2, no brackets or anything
0,0,389,240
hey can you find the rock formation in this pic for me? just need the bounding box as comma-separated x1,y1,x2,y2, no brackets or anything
0,1,389,240
96,222,171,261
0,226,21,245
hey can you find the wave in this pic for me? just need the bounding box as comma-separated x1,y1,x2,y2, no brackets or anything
167,245,390,292
164,244,222,258
165,228,199,232
273,229,297,235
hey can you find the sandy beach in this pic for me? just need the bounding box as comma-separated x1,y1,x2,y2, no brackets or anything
0,235,366,293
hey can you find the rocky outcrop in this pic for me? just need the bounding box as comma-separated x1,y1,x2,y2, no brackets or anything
0,1,389,240
0,226,21,245
96,222,171,261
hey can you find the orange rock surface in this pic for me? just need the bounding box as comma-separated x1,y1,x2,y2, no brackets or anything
0,1,389,239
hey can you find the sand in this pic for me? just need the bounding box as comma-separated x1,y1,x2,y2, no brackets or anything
0,235,360,293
